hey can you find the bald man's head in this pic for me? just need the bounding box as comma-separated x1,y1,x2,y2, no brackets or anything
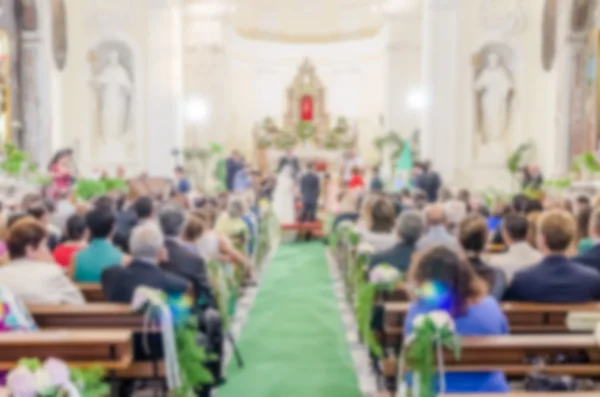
425,204,446,226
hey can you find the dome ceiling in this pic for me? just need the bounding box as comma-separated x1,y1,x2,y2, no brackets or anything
186,0,421,43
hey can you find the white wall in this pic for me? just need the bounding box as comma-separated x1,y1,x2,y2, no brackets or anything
56,0,183,176
220,28,388,164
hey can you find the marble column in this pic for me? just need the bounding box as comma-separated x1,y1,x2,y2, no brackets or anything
421,0,459,183
146,0,184,176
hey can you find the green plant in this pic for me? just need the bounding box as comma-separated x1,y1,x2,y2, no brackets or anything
74,178,106,201
70,365,111,397
544,177,572,190
1,142,32,177
296,121,316,141
572,151,600,174
506,142,532,175
173,318,214,397
405,314,461,397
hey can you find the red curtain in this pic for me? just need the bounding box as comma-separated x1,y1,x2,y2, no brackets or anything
300,95,313,121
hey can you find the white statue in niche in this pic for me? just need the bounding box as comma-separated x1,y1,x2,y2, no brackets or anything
89,42,134,160
473,43,515,162
93,51,131,142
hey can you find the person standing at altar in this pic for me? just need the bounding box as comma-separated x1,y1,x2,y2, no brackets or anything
343,149,362,184
277,148,300,179
225,150,242,191
300,162,320,223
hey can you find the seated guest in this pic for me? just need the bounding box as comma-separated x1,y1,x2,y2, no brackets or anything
215,198,249,253
404,246,509,393
26,200,61,251
182,214,204,254
102,222,189,303
458,215,506,299
504,209,600,302
159,205,213,304
74,208,126,282
443,199,467,234
369,210,424,272
197,209,248,268
417,204,460,252
576,205,593,253
0,218,84,304
574,209,600,273
49,191,76,236
489,213,542,283
359,196,397,252
52,214,88,271
411,188,429,211
113,196,154,253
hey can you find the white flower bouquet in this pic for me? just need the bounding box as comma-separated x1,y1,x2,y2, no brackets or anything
6,357,108,397
397,310,461,397
368,264,402,286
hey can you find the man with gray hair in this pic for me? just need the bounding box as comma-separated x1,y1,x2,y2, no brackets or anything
159,205,224,389
416,203,460,252
369,210,425,273
159,205,213,303
101,222,189,303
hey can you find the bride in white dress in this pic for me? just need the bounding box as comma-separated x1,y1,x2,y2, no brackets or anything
272,165,296,225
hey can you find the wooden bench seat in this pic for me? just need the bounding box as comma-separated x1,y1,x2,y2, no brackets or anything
438,391,600,397
0,330,132,370
78,283,104,302
30,303,143,330
382,334,600,377
384,302,600,344
281,221,322,231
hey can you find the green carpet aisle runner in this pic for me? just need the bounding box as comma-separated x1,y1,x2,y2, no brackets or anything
219,242,362,397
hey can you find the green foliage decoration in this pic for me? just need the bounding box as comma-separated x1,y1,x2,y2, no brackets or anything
506,142,532,175
296,121,316,141
405,316,461,397
173,318,214,397
70,365,111,397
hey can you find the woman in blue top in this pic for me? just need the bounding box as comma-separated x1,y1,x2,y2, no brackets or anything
404,246,510,394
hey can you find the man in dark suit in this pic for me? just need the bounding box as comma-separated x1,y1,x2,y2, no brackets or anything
277,148,300,179
504,209,600,303
102,222,189,303
574,208,600,273
299,162,320,240
158,205,224,390
158,205,213,304
113,196,155,253
225,150,242,191
300,162,320,222
369,210,425,272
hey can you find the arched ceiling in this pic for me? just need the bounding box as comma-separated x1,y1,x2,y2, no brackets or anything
185,0,422,43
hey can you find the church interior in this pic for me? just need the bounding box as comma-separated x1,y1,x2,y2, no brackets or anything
3,1,600,397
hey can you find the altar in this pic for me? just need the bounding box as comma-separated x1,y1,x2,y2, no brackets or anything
253,59,357,174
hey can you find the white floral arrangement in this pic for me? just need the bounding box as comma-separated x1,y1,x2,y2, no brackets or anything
357,242,375,256
368,264,402,285
6,357,108,397
397,310,461,397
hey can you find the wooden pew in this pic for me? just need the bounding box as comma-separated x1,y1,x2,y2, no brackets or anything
78,283,104,302
383,302,600,346
28,304,164,380
0,330,132,370
440,394,599,397
30,303,142,330
382,334,600,377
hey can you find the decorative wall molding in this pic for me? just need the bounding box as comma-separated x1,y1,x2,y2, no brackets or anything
479,0,528,36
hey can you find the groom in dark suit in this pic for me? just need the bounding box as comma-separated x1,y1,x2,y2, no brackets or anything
300,162,320,240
